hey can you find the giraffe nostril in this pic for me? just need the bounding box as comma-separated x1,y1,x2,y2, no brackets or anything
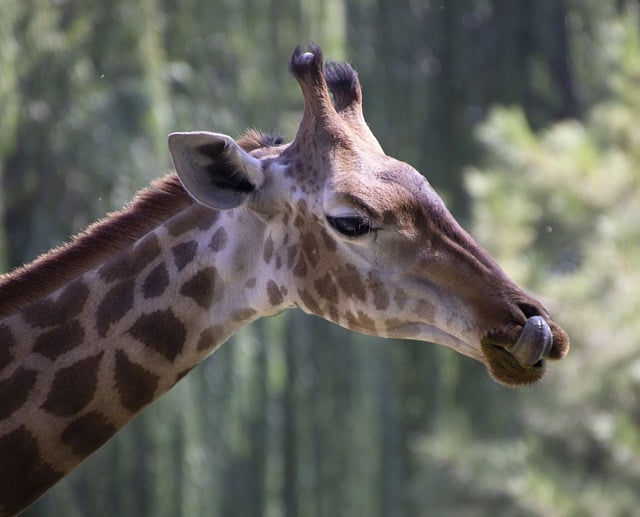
517,302,542,320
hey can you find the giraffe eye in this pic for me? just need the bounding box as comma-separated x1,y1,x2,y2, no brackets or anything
326,215,375,237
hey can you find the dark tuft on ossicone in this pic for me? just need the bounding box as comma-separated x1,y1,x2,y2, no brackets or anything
324,61,358,93
289,43,324,78
324,61,360,111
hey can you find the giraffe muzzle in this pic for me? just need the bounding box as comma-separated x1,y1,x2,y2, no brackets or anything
509,316,553,367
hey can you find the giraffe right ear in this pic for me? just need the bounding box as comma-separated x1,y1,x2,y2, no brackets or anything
168,131,264,210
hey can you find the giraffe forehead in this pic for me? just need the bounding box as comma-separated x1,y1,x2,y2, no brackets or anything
327,159,434,222
271,141,431,221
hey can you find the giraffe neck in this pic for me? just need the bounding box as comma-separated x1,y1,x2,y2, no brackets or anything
0,186,288,515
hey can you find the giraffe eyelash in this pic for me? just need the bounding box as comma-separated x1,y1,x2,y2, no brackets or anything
326,214,377,237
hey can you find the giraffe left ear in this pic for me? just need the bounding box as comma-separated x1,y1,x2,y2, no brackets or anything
168,131,264,210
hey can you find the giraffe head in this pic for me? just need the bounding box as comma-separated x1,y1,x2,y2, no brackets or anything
169,44,569,386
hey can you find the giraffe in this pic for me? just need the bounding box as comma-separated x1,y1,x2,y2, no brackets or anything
0,44,569,516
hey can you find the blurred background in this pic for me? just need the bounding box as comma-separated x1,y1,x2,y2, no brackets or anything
1,0,639,515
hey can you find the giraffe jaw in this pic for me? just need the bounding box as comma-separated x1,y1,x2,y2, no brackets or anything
382,321,485,363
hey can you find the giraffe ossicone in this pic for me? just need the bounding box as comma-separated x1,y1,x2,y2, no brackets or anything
0,44,569,516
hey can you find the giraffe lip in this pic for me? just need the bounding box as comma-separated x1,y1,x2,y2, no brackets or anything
481,316,555,386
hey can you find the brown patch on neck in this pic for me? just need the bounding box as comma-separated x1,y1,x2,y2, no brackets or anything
0,173,193,318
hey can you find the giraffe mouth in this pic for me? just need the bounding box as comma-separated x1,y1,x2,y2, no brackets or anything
481,316,569,386
383,315,569,387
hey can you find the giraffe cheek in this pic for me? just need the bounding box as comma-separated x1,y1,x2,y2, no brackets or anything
293,254,308,278
266,280,286,307
296,288,323,316
313,274,339,306
332,264,367,302
345,310,377,334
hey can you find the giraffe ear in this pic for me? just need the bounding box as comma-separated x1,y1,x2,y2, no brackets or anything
168,131,264,210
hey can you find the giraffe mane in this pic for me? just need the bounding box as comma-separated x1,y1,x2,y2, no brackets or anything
0,173,193,318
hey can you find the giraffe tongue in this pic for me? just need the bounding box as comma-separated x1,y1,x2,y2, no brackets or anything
509,316,553,366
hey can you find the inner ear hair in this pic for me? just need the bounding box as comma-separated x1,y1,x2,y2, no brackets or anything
238,128,286,153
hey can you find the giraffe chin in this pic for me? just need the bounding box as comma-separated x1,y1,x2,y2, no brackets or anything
481,342,547,387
